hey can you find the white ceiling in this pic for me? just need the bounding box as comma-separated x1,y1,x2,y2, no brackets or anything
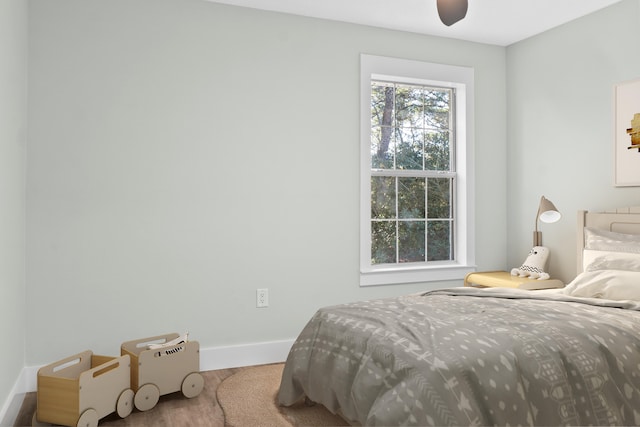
205,0,623,46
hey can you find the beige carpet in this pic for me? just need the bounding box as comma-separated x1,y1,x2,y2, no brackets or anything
217,363,349,427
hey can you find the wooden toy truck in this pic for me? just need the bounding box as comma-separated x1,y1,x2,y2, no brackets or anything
33,351,133,427
120,333,204,411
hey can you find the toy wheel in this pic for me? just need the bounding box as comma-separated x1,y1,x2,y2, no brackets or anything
134,383,160,411
76,408,98,427
181,372,204,398
117,388,135,418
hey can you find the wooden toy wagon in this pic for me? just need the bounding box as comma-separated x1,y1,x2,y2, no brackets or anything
120,333,204,411
33,351,133,427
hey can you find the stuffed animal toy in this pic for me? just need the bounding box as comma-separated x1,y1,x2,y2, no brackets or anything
511,246,550,280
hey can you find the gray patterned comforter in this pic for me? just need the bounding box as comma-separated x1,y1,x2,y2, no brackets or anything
278,288,640,426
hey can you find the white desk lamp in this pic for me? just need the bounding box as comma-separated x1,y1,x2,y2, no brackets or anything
533,196,561,246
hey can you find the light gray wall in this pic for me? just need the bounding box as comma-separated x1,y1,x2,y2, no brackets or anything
0,0,27,419
506,0,640,283
9,0,639,413
26,0,507,365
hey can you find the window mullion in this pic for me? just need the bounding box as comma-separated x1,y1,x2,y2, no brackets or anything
395,177,400,264
371,170,455,178
425,177,429,262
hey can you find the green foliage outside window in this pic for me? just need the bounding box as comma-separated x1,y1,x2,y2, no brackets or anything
370,81,454,265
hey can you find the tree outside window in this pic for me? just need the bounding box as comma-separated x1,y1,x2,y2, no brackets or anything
370,81,455,266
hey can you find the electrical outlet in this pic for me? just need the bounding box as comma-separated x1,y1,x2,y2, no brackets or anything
256,288,269,308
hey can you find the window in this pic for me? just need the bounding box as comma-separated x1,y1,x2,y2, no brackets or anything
360,55,475,286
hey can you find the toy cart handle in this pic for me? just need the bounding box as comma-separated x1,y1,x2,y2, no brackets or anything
122,333,180,351
38,350,93,376
89,357,121,378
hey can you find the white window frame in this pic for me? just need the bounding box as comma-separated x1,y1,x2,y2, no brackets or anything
360,54,475,286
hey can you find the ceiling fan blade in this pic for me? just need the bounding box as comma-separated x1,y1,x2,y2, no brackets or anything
437,0,468,26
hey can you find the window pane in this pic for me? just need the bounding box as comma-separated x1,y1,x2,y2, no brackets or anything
371,176,396,219
399,221,425,263
396,85,425,171
371,126,395,169
427,178,451,219
395,86,424,129
427,221,452,261
398,177,425,219
371,83,395,169
425,89,450,131
425,130,450,171
372,221,396,264
395,127,424,170
425,88,451,171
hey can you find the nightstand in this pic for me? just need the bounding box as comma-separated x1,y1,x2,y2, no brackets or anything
464,270,564,290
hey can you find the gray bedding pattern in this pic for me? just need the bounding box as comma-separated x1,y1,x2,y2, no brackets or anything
278,288,640,426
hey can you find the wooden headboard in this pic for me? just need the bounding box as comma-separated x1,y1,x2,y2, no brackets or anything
577,207,640,273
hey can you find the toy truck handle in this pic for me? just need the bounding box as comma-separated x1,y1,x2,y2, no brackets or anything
86,356,123,379
38,350,93,377
121,333,181,355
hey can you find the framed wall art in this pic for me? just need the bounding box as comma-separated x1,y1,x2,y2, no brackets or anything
614,78,640,186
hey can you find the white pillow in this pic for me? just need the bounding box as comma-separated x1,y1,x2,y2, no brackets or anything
584,250,640,272
582,249,619,271
563,269,640,301
584,227,640,253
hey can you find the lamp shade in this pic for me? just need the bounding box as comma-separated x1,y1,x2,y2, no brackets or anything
538,197,561,223
533,196,561,246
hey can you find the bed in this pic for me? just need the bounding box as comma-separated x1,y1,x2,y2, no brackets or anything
278,208,640,426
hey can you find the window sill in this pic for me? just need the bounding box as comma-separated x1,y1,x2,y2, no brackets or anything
360,264,476,287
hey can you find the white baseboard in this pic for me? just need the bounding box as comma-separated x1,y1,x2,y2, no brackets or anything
0,380,27,427
0,339,294,426
199,338,294,371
